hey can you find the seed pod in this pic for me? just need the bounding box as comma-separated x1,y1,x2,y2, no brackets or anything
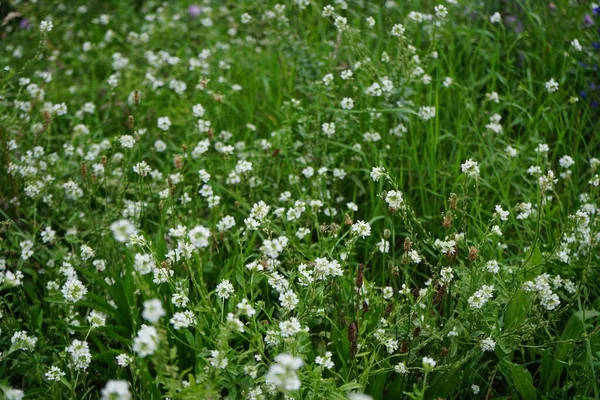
134,90,140,106
412,326,421,338
174,155,183,170
433,285,446,305
449,193,458,210
101,155,108,166
356,263,364,290
383,228,391,239
469,246,479,262
362,300,369,313
348,321,358,357
442,211,452,229
400,340,409,353
80,162,87,180
128,115,134,129
440,347,449,357
182,144,189,153
344,213,353,226
404,237,412,252
384,302,394,318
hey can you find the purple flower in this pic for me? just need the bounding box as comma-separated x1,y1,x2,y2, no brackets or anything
19,19,32,30
584,14,594,26
188,4,201,17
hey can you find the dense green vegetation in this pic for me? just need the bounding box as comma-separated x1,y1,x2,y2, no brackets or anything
1,0,599,398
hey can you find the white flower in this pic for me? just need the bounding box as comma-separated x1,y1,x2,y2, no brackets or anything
371,167,386,181
265,353,304,391
209,350,228,369
110,219,136,243
157,116,171,131
394,362,408,374
418,106,436,121
61,276,87,303
461,159,480,178
571,39,582,51
67,339,92,370
340,97,354,110
132,325,160,357
142,299,165,323
385,190,404,209
481,337,496,352
390,24,405,37
422,356,436,370
216,279,235,299
170,311,195,330
101,381,131,400
116,354,133,367
351,221,371,238
315,351,335,369
40,20,53,32
434,5,448,18
45,366,66,381
490,12,502,23
366,16,376,27
545,78,559,93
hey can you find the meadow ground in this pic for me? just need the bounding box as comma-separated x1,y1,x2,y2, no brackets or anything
1,1,600,399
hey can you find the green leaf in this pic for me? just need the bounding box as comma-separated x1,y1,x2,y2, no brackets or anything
500,360,537,400
504,289,532,331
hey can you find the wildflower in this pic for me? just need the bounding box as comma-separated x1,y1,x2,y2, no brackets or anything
394,362,408,374
315,352,335,369
571,39,583,51
322,122,336,137
237,298,257,317
142,299,165,324
216,279,235,299
265,353,304,391
490,12,502,23
62,276,87,303
132,325,160,357
390,24,405,37
209,350,228,369
366,16,376,27
434,5,448,18
40,20,53,32
116,354,133,367
422,356,437,370
461,159,480,178
45,366,66,381
371,167,386,181
110,219,136,242
170,311,196,330
101,381,131,400
385,190,404,209
279,317,303,337
67,339,92,370
11,331,37,351
468,285,494,309
88,310,107,328
334,16,348,31
418,106,436,121
545,78,559,93
340,97,354,110
133,161,151,177
279,290,299,311
351,220,371,238
494,205,509,221
480,337,496,352
157,116,171,130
